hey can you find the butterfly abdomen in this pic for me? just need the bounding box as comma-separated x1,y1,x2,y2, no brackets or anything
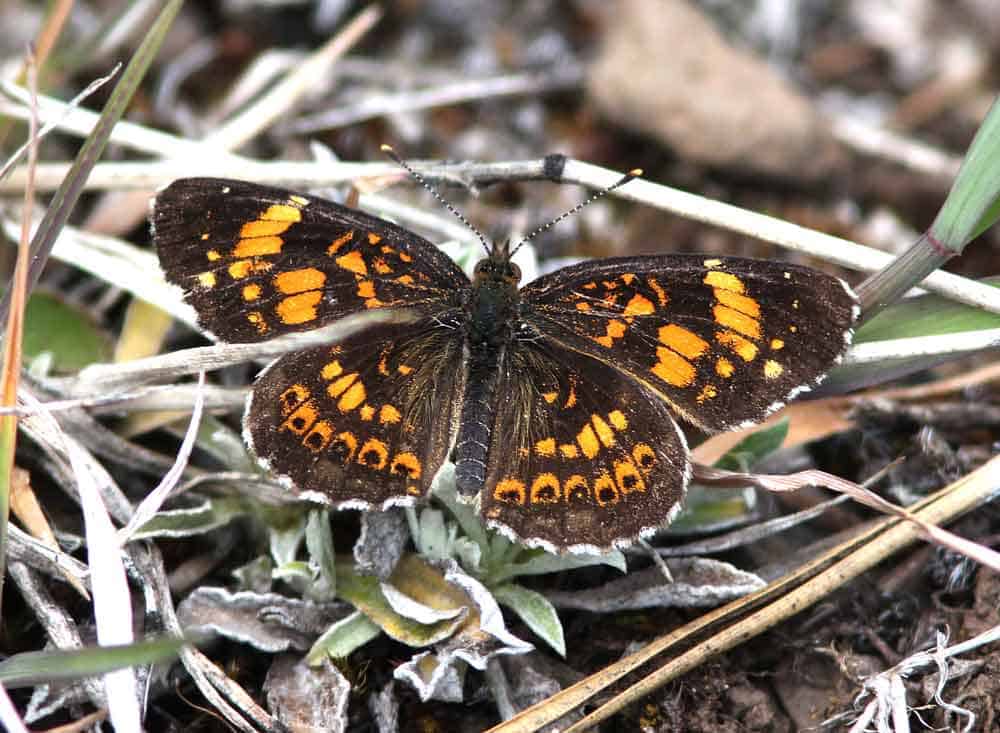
454,342,505,496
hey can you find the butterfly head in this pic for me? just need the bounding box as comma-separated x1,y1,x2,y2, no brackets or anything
474,240,521,287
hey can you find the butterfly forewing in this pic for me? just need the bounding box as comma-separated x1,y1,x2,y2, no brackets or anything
480,338,689,553
520,254,859,432
246,317,465,508
153,177,468,342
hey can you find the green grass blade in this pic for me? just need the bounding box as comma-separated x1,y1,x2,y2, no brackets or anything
0,637,186,689
931,95,1000,247
856,96,1000,322
0,0,184,327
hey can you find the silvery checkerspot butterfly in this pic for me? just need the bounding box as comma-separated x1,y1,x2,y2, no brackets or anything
153,173,858,553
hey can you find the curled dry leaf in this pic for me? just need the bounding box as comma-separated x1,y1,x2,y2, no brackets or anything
390,559,533,702
177,588,351,652
543,558,766,613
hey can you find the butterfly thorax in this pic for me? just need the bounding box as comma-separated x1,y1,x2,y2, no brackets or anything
465,249,522,346
453,247,523,497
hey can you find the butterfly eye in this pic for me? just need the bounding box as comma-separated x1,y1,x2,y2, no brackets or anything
507,262,521,283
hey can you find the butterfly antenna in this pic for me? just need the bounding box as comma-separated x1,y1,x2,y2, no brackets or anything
509,168,643,257
381,144,491,255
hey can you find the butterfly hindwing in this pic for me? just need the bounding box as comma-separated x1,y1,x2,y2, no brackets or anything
479,337,689,553
520,254,859,432
153,177,468,342
245,316,466,507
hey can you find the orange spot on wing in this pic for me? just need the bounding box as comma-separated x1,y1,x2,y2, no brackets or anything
206,250,221,261
276,291,322,324
327,231,354,255
197,272,216,288
359,404,375,421
716,330,758,362
240,218,293,239
575,301,591,312
614,458,645,494
715,357,735,378
357,280,376,298
373,257,393,274
279,385,309,415
358,439,388,469
274,267,326,294
594,472,619,506
608,410,628,430
530,474,560,503
704,270,744,293
591,415,615,447
593,319,627,348
535,437,556,457
379,404,401,424
282,401,317,435
624,293,655,317
651,346,696,387
647,277,668,306
542,391,558,404
715,288,760,318
336,250,368,276
696,384,718,403
763,359,784,379
338,381,367,412
390,453,421,479
332,432,357,462
247,312,267,333
577,424,600,458
303,421,333,452
495,478,526,504
233,236,283,258
713,304,761,339
633,443,657,473
321,360,343,379
327,373,358,398
228,260,252,279
559,444,579,459
261,203,302,222
658,324,708,359
367,232,382,244
564,475,589,502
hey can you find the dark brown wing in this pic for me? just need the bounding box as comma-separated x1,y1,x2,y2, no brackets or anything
480,338,689,554
153,178,468,342
519,254,858,432
245,315,465,508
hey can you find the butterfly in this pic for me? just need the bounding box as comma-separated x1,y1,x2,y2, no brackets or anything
152,175,858,553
